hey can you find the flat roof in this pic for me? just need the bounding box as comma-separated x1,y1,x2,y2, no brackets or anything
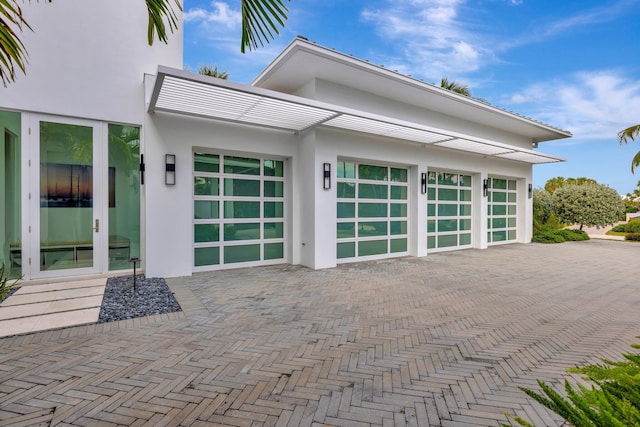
147,66,565,164
254,37,572,145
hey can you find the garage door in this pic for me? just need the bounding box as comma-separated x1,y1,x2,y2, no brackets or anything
487,177,517,244
427,171,472,251
336,161,409,262
192,152,286,270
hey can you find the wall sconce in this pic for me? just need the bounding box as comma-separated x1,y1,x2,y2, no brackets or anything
483,179,489,197
165,154,176,185
421,173,427,194
323,163,331,190
528,183,533,199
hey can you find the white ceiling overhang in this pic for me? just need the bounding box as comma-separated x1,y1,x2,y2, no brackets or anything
147,66,565,165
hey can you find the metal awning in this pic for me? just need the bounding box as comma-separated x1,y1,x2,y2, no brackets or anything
147,66,564,164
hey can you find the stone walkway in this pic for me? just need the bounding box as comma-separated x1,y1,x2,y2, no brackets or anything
1,240,639,426
0,279,106,338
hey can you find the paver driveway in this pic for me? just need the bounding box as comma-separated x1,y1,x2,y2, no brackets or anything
1,240,640,426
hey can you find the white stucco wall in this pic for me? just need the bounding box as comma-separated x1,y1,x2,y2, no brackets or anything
143,104,533,277
142,113,299,278
294,79,534,150
1,0,182,125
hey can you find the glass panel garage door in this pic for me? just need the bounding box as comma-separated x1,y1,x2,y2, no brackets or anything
487,177,517,244
427,171,472,251
193,152,285,270
337,161,408,262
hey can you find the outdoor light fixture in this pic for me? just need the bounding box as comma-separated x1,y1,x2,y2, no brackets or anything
528,183,533,199
323,162,331,190
165,154,176,185
483,179,489,197
421,172,427,194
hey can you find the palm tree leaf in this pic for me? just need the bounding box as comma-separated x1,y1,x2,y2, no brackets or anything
145,0,182,45
0,0,31,86
240,0,290,53
618,124,640,145
631,150,640,174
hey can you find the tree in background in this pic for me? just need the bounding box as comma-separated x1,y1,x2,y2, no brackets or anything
198,65,229,79
553,183,624,230
532,188,554,234
0,0,290,85
439,77,471,96
544,176,598,194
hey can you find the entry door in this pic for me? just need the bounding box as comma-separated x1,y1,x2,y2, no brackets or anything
30,116,103,278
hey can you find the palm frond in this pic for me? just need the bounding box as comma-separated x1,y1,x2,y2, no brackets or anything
0,0,32,86
145,0,182,45
618,125,640,174
240,0,289,53
618,124,640,145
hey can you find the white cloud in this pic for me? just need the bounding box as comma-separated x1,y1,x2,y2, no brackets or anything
184,1,240,29
360,1,491,80
503,71,640,140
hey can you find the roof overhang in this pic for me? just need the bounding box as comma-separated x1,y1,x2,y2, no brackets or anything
254,38,573,145
147,66,565,165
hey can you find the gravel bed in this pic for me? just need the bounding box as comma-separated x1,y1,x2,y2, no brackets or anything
0,286,19,304
98,275,182,323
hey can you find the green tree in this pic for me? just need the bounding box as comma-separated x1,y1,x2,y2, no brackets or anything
198,65,229,79
0,0,290,86
553,183,624,230
439,77,471,96
532,188,553,233
618,123,640,173
544,176,598,195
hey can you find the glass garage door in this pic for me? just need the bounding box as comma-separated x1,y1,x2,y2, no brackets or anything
336,161,409,262
427,171,472,251
487,177,517,244
193,152,285,270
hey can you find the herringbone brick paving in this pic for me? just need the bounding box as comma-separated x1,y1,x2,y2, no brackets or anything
1,241,639,426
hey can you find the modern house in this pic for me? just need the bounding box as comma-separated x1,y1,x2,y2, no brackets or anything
0,1,571,282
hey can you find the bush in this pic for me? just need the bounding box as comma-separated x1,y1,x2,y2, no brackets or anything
0,263,20,302
531,229,565,243
532,228,590,244
625,233,640,241
508,338,640,427
626,220,640,233
557,229,590,241
611,224,627,232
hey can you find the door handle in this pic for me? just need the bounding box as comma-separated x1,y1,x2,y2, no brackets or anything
93,219,99,233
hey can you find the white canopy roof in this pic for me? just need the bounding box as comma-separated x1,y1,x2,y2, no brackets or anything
147,66,565,164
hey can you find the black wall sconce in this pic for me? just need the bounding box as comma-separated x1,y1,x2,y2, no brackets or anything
165,154,176,185
483,179,489,197
528,183,533,199
421,172,427,194
323,163,331,190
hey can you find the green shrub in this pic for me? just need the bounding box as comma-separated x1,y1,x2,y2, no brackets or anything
611,224,627,232
531,229,565,243
626,220,640,233
0,263,20,302
507,338,640,427
558,229,590,241
625,206,639,213
625,233,640,241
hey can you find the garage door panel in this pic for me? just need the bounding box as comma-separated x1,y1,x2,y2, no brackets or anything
487,177,517,245
193,152,286,271
427,171,473,252
337,160,409,262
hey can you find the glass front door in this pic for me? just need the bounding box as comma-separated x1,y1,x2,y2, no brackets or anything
31,117,102,277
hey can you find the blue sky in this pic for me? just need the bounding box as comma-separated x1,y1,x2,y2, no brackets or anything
182,0,640,195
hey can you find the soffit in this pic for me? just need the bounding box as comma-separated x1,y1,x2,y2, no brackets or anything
147,67,565,165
